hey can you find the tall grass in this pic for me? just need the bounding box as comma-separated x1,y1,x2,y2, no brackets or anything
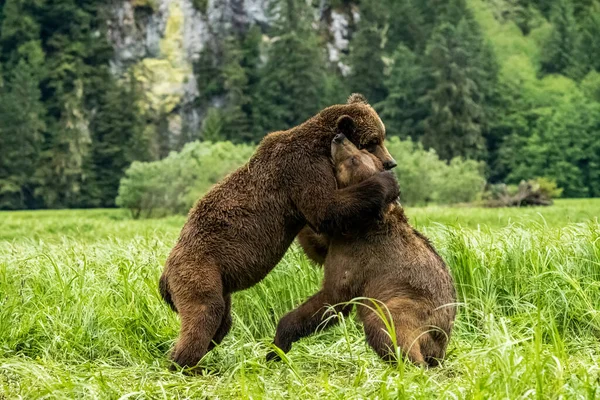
1,200,599,398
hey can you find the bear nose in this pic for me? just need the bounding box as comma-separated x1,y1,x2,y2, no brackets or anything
384,159,397,170
333,133,346,144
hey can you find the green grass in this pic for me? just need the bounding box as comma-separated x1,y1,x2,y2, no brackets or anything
1,199,599,398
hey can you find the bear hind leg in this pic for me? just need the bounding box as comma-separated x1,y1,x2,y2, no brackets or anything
207,293,232,351
169,268,225,370
358,299,427,367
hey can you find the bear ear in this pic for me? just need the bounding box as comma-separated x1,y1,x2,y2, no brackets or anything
347,93,368,105
336,115,356,135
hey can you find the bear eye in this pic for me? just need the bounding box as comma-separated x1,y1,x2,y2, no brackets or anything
365,142,378,153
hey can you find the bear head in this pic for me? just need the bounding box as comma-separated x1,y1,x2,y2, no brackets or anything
322,93,397,171
331,133,385,188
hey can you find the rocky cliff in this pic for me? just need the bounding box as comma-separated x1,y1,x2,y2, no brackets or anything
106,0,357,139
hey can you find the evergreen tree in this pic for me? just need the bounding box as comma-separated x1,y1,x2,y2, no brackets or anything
347,1,387,104
384,0,427,52
0,58,46,209
220,37,252,142
0,0,46,209
505,93,600,197
34,0,115,207
81,77,146,207
378,44,428,139
540,0,582,78
253,0,327,135
421,22,486,161
578,4,600,73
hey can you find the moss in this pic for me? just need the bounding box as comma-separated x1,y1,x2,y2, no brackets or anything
132,0,157,11
191,0,209,14
131,1,191,115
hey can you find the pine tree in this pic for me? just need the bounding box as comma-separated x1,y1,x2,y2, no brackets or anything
540,0,583,78
0,58,46,209
253,0,327,135
81,77,146,207
421,22,486,161
578,4,600,73
0,0,46,209
385,0,427,52
34,0,116,207
347,1,387,104
378,44,428,139
220,37,252,142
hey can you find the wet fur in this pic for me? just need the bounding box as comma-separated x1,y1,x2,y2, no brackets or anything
160,95,399,369
270,142,457,367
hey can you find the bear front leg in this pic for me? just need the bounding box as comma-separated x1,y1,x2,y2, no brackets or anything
297,227,329,266
267,290,352,361
291,160,399,236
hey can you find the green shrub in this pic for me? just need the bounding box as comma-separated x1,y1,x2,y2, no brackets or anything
117,138,485,218
531,177,563,198
386,137,486,205
116,141,254,218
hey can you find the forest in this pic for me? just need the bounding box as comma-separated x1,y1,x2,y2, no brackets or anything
1,0,599,210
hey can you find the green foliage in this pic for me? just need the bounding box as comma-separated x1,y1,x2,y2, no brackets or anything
378,45,426,139
253,23,327,134
116,141,254,218
540,0,582,78
347,1,387,104
191,0,209,13
386,137,485,205
421,22,486,161
0,57,45,209
201,107,225,142
532,177,563,198
82,76,147,208
503,92,600,197
578,6,600,73
581,70,600,102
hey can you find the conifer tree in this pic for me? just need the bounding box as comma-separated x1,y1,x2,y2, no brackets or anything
421,22,486,161
378,45,427,139
253,0,327,135
540,0,582,78
0,0,46,209
0,58,46,209
81,77,146,207
347,1,387,104
34,0,115,207
220,37,252,142
578,4,600,73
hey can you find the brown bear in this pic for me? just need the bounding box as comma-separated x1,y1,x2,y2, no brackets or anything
267,134,457,366
160,94,399,369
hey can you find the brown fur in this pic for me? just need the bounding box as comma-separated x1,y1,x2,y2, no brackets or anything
268,137,457,367
160,95,399,369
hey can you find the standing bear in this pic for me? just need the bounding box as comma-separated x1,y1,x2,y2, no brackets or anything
160,94,399,368
268,134,456,366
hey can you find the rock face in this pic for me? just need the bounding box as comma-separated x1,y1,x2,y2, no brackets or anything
106,0,355,141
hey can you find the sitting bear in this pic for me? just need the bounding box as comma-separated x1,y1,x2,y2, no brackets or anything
160,94,399,369
268,134,457,366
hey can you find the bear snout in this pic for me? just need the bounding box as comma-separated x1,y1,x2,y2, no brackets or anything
333,133,346,144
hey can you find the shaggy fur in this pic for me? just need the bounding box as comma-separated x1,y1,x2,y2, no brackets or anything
268,136,457,367
160,95,398,368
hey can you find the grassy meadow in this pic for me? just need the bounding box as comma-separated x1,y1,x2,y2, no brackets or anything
1,199,599,399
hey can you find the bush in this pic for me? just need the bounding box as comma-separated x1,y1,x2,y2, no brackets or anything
117,138,485,218
116,141,254,218
386,137,486,205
